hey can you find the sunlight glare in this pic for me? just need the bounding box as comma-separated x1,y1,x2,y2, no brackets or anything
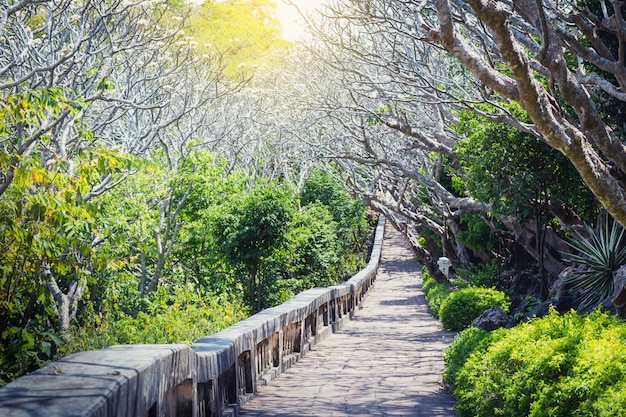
275,0,324,41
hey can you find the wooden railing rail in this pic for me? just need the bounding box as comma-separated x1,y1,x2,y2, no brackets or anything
0,216,385,417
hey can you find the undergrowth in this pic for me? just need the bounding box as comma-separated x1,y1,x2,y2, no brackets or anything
445,309,626,417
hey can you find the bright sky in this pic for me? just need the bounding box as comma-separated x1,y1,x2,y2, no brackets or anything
274,0,324,41
187,0,325,42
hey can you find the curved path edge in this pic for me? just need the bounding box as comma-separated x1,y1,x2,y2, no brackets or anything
240,222,457,417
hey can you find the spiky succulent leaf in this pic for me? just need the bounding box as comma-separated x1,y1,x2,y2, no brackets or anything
562,219,626,311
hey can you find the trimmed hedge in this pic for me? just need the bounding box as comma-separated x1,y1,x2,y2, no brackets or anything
439,286,509,331
421,268,452,318
446,309,626,417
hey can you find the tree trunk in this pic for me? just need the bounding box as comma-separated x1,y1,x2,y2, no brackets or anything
501,218,566,279
45,269,84,341
446,218,471,270
436,0,626,228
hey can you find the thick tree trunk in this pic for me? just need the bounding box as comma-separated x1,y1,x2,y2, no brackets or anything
435,0,626,228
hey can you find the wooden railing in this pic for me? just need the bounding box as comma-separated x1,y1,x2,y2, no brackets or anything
0,216,385,417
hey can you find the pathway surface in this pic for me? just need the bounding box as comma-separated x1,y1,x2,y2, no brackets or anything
240,223,457,417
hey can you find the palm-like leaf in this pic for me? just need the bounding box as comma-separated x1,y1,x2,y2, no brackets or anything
562,219,626,311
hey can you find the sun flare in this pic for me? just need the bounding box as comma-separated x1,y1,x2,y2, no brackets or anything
274,0,324,41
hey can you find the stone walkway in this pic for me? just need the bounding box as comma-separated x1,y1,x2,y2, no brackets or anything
240,224,457,417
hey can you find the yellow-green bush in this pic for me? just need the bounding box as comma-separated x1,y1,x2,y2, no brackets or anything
59,285,248,355
448,309,626,417
443,326,490,390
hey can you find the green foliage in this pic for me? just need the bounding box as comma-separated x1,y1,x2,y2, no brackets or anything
61,284,248,352
451,310,626,417
0,322,64,386
421,268,453,318
443,326,490,390
439,287,510,331
563,218,626,311
211,181,296,311
216,181,295,268
457,263,499,288
0,87,142,383
273,198,368,295
0,146,136,383
457,213,497,255
455,109,597,222
301,168,368,250
1,88,85,130
513,295,543,321
283,202,341,286
208,172,371,312
423,265,507,334
169,151,248,295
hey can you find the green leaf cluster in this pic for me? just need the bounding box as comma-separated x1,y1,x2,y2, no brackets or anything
456,213,498,256
454,110,597,223
439,287,510,331
0,145,137,379
60,284,248,352
301,168,370,250
443,326,490,390
422,264,504,323
456,263,500,289
208,170,371,312
447,309,626,417
1,88,84,128
422,267,454,318
284,202,341,286
213,182,295,272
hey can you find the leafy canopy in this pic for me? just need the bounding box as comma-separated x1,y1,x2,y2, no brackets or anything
454,109,596,222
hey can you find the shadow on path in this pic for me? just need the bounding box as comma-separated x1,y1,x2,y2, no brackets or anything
240,222,457,417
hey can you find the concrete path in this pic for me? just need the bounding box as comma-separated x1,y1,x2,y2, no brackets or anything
240,223,457,417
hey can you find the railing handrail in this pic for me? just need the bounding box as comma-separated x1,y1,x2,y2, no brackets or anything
0,216,386,417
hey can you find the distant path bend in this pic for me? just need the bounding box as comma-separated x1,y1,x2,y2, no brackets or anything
240,222,457,417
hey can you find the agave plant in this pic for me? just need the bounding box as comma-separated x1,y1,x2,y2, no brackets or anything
562,218,626,312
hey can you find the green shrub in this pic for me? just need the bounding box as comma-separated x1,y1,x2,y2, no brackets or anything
453,309,626,417
421,267,452,318
443,326,490,389
513,295,542,321
457,263,499,288
439,287,509,331
59,285,248,355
